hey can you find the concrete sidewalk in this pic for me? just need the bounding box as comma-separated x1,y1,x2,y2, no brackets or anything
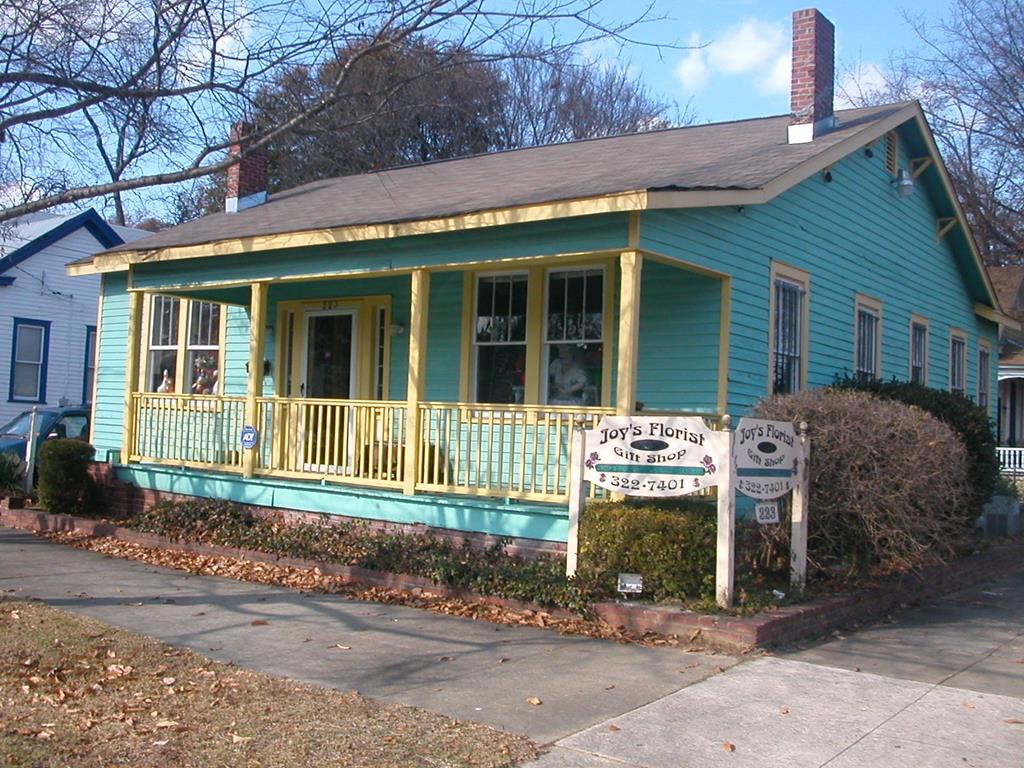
533,570,1024,767
0,528,733,744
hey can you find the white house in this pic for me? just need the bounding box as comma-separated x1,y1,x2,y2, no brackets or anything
0,210,146,425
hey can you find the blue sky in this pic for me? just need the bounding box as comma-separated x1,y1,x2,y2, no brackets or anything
591,1,951,123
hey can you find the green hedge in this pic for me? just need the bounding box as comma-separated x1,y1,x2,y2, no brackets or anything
831,375,998,522
36,439,97,517
578,497,717,602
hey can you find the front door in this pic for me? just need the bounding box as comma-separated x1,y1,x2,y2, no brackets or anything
299,310,357,471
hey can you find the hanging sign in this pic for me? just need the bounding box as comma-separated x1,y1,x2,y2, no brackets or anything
239,425,259,450
733,418,799,500
583,415,726,497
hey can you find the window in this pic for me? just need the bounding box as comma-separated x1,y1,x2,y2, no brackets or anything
909,315,928,385
949,331,966,395
854,295,882,381
769,262,809,395
145,296,222,394
9,318,50,403
83,326,97,404
978,343,991,409
544,268,604,405
473,274,528,403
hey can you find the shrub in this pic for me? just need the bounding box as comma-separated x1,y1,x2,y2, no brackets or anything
753,389,972,578
578,497,717,602
0,452,23,496
832,376,998,522
36,439,97,517
133,499,596,614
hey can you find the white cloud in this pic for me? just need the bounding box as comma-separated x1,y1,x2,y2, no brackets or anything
674,33,709,92
674,17,792,96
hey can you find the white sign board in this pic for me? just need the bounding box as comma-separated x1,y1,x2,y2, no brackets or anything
733,418,799,500
583,416,727,497
755,501,781,525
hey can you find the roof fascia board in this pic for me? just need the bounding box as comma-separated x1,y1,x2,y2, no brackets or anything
1,209,122,276
646,104,920,211
69,191,649,276
975,301,1020,330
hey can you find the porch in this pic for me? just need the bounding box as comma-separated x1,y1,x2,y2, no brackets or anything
112,229,729,510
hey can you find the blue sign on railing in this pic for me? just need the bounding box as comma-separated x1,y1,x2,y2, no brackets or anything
240,425,258,450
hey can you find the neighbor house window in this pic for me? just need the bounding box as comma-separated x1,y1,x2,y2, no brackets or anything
544,268,604,405
949,331,966,395
9,318,50,403
910,315,928,385
473,274,528,403
770,262,809,395
854,295,882,381
83,325,97,404
978,343,991,409
146,296,222,394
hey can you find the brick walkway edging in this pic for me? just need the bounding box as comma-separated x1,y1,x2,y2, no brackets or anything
3,501,1023,653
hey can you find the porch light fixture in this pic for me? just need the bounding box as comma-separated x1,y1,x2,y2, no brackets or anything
390,322,405,337
893,168,914,197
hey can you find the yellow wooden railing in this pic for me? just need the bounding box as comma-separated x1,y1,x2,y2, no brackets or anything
255,397,407,489
128,394,717,503
130,393,246,470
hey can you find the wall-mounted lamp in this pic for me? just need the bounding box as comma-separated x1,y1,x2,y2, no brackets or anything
736,206,745,214
864,147,874,159
892,168,914,197
822,169,833,183
390,322,406,337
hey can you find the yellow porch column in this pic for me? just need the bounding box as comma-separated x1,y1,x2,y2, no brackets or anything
121,288,144,464
615,251,643,415
404,269,430,494
242,282,268,478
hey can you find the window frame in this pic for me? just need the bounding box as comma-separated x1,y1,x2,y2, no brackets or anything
908,313,928,386
768,261,810,395
949,329,967,396
8,317,51,404
142,295,226,396
541,264,607,406
82,325,97,405
853,293,883,382
978,339,991,409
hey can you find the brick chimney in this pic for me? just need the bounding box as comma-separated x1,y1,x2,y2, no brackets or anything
788,8,836,144
225,121,267,213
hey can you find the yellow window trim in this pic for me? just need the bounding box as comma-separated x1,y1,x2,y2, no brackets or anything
459,260,615,406
768,260,810,395
908,313,929,385
141,293,227,395
854,293,883,379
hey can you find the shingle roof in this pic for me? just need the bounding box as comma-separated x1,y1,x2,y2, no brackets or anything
987,265,1024,318
105,103,913,255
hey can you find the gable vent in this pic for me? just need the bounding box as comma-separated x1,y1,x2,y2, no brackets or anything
885,131,899,176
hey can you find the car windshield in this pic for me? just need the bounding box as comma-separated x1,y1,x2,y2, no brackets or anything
0,411,56,438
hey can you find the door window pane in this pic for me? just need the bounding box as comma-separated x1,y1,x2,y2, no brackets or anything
306,313,354,399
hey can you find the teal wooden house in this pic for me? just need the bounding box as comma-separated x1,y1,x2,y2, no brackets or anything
70,9,1009,549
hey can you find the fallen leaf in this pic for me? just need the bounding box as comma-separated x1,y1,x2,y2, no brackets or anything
607,725,621,732
154,720,179,729
722,741,735,752
35,731,53,741
438,656,453,662
497,658,509,664
604,685,615,690
962,702,975,710
152,740,169,746
329,644,351,650
250,620,268,626
1005,719,1024,725
230,733,252,744
780,707,790,715
526,697,542,706
712,666,725,674
162,677,175,686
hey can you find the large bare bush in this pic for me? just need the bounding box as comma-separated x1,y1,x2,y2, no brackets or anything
752,389,971,579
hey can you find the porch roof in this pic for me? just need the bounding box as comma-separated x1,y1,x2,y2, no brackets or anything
90,103,912,257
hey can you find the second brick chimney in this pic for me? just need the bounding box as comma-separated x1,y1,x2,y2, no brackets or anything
788,8,836,144
225,121,267,213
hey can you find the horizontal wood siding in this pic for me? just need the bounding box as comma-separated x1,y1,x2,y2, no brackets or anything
130,214,630,290
640,138,999,418
636,261,719,412
221,305,249,396
91,272,129,457
425,272,462,401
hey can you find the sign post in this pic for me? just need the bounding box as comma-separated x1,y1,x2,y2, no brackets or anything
715,415,735,608
565,416,588,578
790,422,810,591
23,406,38,495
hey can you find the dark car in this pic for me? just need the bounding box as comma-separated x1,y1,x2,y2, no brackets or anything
0,407,90,461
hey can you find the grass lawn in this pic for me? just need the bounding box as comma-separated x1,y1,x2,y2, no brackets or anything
0,597,537,767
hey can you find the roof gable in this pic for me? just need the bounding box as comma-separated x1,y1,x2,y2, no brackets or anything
0,209,123,277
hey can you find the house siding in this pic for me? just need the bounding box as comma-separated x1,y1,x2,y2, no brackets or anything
91,272,129,457
639,137,999,419
0,228,104,425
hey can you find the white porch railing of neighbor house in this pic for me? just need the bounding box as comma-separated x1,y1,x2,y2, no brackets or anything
998,446,1024,475
128,393,624,502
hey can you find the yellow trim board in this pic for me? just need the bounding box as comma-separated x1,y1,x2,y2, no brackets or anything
975,302,1020,330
